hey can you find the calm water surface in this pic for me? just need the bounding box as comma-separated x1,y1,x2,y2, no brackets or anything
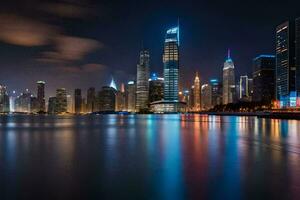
1,114,300,199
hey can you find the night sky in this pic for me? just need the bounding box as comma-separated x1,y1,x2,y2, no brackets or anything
0,0,299,98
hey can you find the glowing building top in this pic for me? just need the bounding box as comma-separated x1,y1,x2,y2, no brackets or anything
110,77,117,90
223,49,235,70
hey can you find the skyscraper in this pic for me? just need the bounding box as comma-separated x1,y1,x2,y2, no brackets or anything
56,88,67,114
125,81,136,112
136,49,150,112
98,86,116,112
74,89,82,114
149,73,164,103
210,79,222,107
15,89,31,113
87,87,96,113
296,18,300,96
201,84,212,110
48,97,57,114
0,85,10,113
276,21,296,103
239,75,249,99
193,72,201,111
253,55,276,103
163,26,180,102
223,49,236,104
36,81,45,113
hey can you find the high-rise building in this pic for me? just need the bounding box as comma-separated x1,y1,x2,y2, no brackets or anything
125,81,136,112
0,85,10,113
253,55,276,103
67,94,73,113
163,26,180,102
56,88,67,114
296,18,300,96
193,72,201,111
74,89,82,114
15,89,31,113
136,49,150,112
36,81,45,112
276,21,296,103
210,79,222,107
223,49,236,104
115,90,125,112
98,86,116,112
188,85,195,111
239,75,249,99
87,87,96,113
48,97,57,114
201,84,212,110
149,73,164,103
30,96,39,113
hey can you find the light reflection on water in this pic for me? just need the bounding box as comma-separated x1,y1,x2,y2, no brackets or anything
0,114,300,199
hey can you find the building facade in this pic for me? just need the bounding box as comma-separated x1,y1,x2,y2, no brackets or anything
193,72,201,111
210,79,222,107
223,50,236,104
87,87,96,113
125,81,136,112
56,88,67,114
98,86,116,112
36,81,45,112
201,84,212,110
253,55,276,103
149,73,164,103
74,89,82,114
136,49,150,112
0,85,10,113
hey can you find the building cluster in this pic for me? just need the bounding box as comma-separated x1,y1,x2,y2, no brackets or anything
0,17,300,114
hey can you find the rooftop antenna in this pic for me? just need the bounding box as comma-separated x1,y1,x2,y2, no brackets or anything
227,48,231,60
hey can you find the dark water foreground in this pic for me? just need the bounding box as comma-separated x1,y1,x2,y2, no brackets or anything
0,114,300,200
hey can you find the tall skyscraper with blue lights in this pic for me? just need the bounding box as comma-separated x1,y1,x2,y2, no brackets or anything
223,49,236,104
163,26,180,102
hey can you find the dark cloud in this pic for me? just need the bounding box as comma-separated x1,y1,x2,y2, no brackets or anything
0,14,58,46
60,63,107,73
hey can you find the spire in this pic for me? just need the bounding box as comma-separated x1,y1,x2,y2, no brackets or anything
227,48,231,60
110,77,117,90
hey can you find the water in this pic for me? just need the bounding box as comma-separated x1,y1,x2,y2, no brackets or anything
0,114,300,200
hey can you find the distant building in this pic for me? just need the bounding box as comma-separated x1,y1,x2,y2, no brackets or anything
98,86,116,112
115,90,125,112
67,94,73,113
87,87,96,112
223,49,236,104
210,79,222,107
193,72,201,111
74,89,82,114
136,49,150,112
56,88,67,114
149,73,164,103
201,84,212,110
48,97,57,114
125,81,136,112
30,96,39,113
296,18,300,96
188,85,195,111
253,55,276,103
81,98,87,113
15,89,31,113
36,81,45,112
0,85,10,113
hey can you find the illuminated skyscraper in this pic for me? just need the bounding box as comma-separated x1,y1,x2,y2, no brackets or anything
201,84,212,110
56,88,67,114
276,21,296,102
36,81,45,112
125,81,136,112
223,49,236,104
74,89,82,114
193,72,201,111
163,26,179,101
149,73,164,103
136,49,150,112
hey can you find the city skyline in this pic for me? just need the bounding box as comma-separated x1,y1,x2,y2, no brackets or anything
0,0,299,98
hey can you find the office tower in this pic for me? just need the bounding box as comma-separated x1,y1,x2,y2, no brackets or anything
74,89,82,114
210,79,222,107
0,85,10,113
14,89,31,113
87,87,96,113
125,81,136,112
9,90,17,112
189,85,195,111
193,72,201,111
67,94,73,113
48,97,57,114
98,86,116,112
253,55,276,103
115,91,125,112
81,98,87,113
149,73,164,103
36,81,45,112
30,96,39,113
56,88,67,114
136,49,150,112
296,18,300,96
276,21,296,104
183,90,190,104
239,75,249,99
201,84,212,110
223,49,236,104
163,26,180,102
